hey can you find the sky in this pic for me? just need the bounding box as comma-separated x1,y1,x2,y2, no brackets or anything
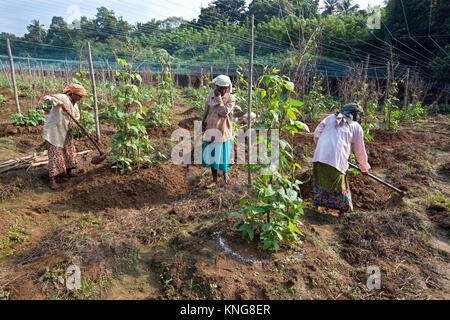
0,0,386,36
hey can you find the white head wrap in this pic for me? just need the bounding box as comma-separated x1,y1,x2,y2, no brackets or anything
212,75,232,93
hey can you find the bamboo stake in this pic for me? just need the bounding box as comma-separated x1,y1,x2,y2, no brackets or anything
404,68,410,112
0,59,11,87
6,39,20,113
87,41,101,142
247,15,254,185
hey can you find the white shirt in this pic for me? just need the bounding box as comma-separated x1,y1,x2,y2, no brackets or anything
43,93,80,148
313,114,371,174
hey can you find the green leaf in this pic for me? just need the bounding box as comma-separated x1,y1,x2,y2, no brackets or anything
295,121,310,132
288,221,302,235
288,98,304,107
247,228,254,240
286,108,297,120
283,81,295,92
264,185,276,197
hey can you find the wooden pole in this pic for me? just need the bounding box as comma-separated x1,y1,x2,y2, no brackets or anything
247,15,254,185
6,39,20,113
87,41,101,142
105,59,113,103
0,59,11,87
404,68,410,112
27,56,33,107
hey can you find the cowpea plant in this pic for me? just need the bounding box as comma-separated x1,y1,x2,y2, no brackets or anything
10,109,45,126
106,58,153,173
231,68,308,251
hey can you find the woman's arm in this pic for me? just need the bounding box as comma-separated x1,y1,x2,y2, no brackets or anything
43,95,70,114
201,98,210,130
352,125,371,173
313,115,330,144
216,94,235,118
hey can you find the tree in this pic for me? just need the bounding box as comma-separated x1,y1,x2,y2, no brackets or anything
45,16,69,46
381,0,450,82
248,0,295,24
322,0,340,16
94,7,119,40
292,0,320,18
338,0,359,14
196,0,247,26
24,20,46,43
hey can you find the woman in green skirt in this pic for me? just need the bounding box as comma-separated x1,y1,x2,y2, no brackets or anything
312,103,371,215
201,75,236,188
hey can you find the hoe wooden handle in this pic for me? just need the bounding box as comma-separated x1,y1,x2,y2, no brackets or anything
348,162,405,195
60,103,103,155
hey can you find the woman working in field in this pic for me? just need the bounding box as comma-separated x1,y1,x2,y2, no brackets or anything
201,75,236,188
312,103,371,216
42,83,86,190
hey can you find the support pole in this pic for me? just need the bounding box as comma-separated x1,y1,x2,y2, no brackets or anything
6,39,20,113
247,15,254,185
404,68,410,111
0,59,11,88
87,41,101,142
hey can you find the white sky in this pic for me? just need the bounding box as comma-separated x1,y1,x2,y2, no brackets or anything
0,0,386,36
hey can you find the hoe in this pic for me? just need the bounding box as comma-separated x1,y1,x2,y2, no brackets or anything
61,103,107,165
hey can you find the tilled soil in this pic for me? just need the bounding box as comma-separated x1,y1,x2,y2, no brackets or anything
0,92,449,300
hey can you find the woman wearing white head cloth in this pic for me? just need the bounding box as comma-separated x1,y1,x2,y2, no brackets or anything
201,75,236,188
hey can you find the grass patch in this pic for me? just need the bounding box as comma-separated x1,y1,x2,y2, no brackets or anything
0,137,20,161
0,217,29,258
426,192,450,210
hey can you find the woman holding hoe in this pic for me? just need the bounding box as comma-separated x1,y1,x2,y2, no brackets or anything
42,83,87,190
312,103,371,216
201,75,236,188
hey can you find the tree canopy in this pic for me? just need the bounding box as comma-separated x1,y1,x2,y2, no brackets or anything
0,0,448,83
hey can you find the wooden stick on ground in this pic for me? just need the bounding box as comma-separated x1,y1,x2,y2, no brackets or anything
0,150,92,174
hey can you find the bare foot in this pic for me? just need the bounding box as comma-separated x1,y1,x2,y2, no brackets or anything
206,181,217,189
224,172,230,184
49,178,60,190
66,169,78,177
338,210,350,218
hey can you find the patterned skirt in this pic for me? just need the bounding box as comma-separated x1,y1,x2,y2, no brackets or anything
201,140,231,173
46,132,77,178
313,161,353,212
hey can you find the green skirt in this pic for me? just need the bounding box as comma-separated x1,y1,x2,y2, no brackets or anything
313,162,353,212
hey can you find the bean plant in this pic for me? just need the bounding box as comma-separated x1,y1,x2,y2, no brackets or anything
231,68,308,251
10,109,45,126
106,58,153,173
301,76,327,122
383,80,401,131
146,75,172,127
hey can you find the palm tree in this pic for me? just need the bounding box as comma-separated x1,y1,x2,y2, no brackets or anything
24,20,46,43
338,0,360,14
322,0,340,16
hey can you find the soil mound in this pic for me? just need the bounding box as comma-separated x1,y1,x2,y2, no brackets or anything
297,169,394,211
58,162,193,212
0,124,43,137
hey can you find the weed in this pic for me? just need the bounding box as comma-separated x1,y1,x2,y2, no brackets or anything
0,286,10,300
0,217,28,257
426,192,450,209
